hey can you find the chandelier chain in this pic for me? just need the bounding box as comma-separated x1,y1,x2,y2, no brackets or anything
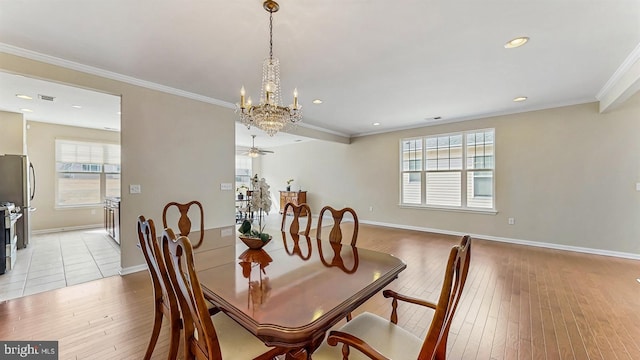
269,11,273,61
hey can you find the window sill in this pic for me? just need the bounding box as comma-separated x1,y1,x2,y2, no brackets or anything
399,204,498,215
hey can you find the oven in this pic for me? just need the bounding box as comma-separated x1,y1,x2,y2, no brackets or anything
1,202,20,275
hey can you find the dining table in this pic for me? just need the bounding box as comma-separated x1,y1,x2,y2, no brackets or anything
190,227,407,359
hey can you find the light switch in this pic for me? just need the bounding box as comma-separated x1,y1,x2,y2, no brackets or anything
220,183,233,191
129,184,141,194
636,182,640,191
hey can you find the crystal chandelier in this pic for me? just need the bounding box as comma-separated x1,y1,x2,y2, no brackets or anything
238,0,302,137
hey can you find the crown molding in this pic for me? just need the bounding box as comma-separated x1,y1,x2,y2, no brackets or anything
0,42,236,109
596,42,640,112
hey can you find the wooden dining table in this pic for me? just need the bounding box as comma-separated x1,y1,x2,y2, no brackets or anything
191,227,407,359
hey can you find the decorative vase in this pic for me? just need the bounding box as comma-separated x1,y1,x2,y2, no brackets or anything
286,186,291,191
239,235,272,250
238,193,244,200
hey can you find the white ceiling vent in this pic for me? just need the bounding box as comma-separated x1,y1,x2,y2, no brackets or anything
38,94,55,101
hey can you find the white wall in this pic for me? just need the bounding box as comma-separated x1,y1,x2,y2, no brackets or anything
262,96,640,255
0,110,26,154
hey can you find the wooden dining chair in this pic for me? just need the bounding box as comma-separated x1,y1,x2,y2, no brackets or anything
316,206,359,246
313,235,472,360
161,228,286,360
281,202,312,236
137,216,181,360
162,200,204,248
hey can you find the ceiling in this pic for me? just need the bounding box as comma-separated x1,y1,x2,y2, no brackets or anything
0,0,639,144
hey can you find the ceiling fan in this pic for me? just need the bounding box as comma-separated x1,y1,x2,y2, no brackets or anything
242,135,274,158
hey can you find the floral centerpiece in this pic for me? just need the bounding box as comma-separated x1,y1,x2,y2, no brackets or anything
238,176,272,248
286,178,294,191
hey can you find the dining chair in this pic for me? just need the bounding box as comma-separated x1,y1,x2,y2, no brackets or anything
313,235,472,360
316,206,359,246
281,202,312,236
161,228,286,360
162,200,205,248
137,216,181,360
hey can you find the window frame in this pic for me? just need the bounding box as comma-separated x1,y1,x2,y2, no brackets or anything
399,128,496,213
55,139,121,208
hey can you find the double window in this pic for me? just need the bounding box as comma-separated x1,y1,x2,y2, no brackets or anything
55,139,121,207
400,129,495,210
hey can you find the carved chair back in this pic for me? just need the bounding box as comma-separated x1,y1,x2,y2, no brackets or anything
162,200,204,248
281,202,312,236
316,206,359,246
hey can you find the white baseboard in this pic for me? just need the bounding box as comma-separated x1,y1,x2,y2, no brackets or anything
361,220,640,260
32,224,104,234
120,264,148,276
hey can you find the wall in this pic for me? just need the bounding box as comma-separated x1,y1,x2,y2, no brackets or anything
0,110,26,154
1,53,237,270
25,121,120,231
262,95,640,255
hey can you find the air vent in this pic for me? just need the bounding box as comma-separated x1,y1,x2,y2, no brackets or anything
38,94,55,101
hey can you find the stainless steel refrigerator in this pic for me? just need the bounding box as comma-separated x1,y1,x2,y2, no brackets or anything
0,154,35,249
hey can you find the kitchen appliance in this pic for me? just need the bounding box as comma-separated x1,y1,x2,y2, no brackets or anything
0,202,21,274
0,154,36,249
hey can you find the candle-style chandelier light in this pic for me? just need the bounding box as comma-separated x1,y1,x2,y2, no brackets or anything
237,0,302,137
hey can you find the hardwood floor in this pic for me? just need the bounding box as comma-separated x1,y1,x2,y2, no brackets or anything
1,222,639,359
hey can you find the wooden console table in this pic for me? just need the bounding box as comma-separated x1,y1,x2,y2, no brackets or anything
279,191,307,216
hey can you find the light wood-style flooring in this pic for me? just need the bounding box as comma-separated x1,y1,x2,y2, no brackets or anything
1,222,639,359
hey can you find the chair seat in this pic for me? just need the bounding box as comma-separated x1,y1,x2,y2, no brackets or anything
313,312,428,359
212,312,276,359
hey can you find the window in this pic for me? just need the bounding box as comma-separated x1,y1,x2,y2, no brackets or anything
55,139,121,206
235,155,253,191
400,129,494,210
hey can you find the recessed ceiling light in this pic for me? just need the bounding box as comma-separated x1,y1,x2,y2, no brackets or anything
312,99,323,104
372,122,381,126
425,116,442,121
504,37,529,49
20,108,33,113
15,94,32,100
71,105,82,109
513,96,528,102
117,111,121,115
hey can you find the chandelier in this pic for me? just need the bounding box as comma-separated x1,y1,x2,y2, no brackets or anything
238,0,302,137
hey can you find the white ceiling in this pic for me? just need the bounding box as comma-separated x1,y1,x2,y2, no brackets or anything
0,0,639,144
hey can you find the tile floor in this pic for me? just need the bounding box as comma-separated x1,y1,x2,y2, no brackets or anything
0,228,121,302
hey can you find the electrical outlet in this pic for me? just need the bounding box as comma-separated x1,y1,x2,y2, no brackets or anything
369,206,373,212
508,217,515,225
129,184,141,194
220,183,233,191
636,182,640,191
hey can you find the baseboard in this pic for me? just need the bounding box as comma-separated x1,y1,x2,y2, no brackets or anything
32,224,104,234
120,264,147,276
361,220,640,260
